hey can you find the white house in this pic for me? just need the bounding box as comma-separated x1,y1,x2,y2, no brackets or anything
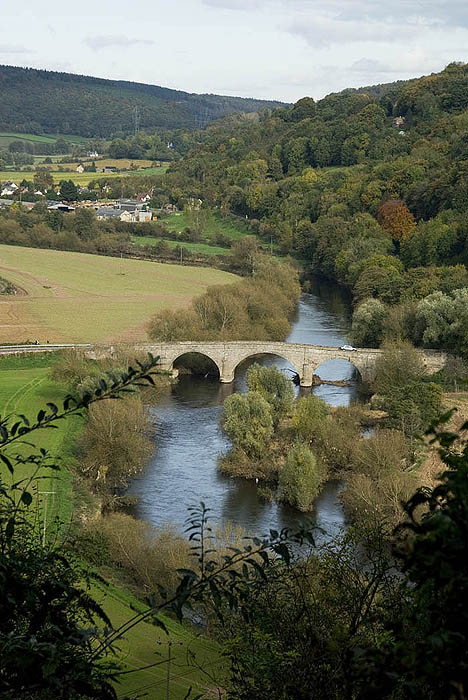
1,182,18,197
76,164,85,173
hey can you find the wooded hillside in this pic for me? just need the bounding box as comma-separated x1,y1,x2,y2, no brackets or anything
0,65,285,137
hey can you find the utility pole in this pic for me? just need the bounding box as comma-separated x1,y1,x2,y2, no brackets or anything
158,640,183,700
134,105,140,136
39,491,56,547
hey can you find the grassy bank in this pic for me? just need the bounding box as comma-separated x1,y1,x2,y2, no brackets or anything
0,352,223,696
0,353,79,529
92,580,223,699
0,244,238,343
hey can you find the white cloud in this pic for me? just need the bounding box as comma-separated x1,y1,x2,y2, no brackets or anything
288,12,416,48
0,44,33,54
201,0,263,8
83,35,155,51
350,58,395,74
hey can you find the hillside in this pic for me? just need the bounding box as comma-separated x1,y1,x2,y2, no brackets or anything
0,64,285,137
158,62,468,357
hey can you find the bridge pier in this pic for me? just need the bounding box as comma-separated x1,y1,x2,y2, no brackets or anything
220,359,235,384
300,363,314,387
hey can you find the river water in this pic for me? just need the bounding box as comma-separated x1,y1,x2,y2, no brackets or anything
129,278,358,540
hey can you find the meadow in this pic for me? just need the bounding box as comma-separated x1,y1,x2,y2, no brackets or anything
164,210,249,240
0,245,237,343
0,132,88,148
94,581,223,699
0,353,77,526
0,163,168,186
131,234,232,257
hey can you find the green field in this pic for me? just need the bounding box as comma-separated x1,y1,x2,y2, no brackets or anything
164,211,249,241
0,353,77,526
0,164,168,186
132,235,232,257
0,244,237,343
0,132,89,147
94,582,223,699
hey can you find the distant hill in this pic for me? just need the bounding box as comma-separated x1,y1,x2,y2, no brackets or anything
0,65,285,138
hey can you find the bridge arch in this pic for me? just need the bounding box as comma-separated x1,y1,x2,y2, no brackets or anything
313,356,363,383
225,351,303,385
172,351,221,378
233,352,302,376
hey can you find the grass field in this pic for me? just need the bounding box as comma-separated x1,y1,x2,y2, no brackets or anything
164,211,249,241
94,581,223,699
0,132,89,147
53,158,155,170
0,164,168,186
0,245,237,343
0,353,77,527
132,235,232,257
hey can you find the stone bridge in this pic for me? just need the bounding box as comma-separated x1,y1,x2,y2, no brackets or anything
0,341,447,387
131,341,447,387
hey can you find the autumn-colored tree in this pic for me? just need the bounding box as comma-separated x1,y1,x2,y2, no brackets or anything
377,199,416,242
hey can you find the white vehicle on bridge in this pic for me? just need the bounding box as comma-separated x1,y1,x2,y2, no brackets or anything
340,344,357,351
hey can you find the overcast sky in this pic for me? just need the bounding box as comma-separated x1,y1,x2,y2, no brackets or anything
1,0,468,103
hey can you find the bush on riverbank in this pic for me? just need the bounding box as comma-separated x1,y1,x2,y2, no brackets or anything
77,397,154,508
278,444,325,511
246,364,295,428
75,513,191,595
147,257,301,342
341,429,417,530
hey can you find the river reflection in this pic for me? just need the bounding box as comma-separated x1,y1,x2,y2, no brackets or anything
129,278,358,540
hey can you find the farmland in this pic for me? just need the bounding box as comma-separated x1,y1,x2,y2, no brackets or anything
0,162,169,186
0,244,237,343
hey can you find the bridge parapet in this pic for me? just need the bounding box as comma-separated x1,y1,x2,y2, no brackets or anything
0,342,448,387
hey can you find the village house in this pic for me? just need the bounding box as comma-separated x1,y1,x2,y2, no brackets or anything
114,198,145,212
186,197,203,210
1,182,18,197
76,164,85,173
137,210,152,222
392,116,405,128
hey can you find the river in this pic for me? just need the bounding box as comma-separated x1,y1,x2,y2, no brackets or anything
129,277,359,540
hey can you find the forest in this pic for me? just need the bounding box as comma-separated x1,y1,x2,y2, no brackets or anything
0,64,284,137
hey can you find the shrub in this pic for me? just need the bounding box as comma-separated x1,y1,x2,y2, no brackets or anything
279,444,324,511
292,395,328,441
223,392,274,460
80,513,191,595
78,397,154,500
246,363,295,427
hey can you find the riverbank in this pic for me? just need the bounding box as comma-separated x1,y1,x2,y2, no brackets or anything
0,352,224,696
